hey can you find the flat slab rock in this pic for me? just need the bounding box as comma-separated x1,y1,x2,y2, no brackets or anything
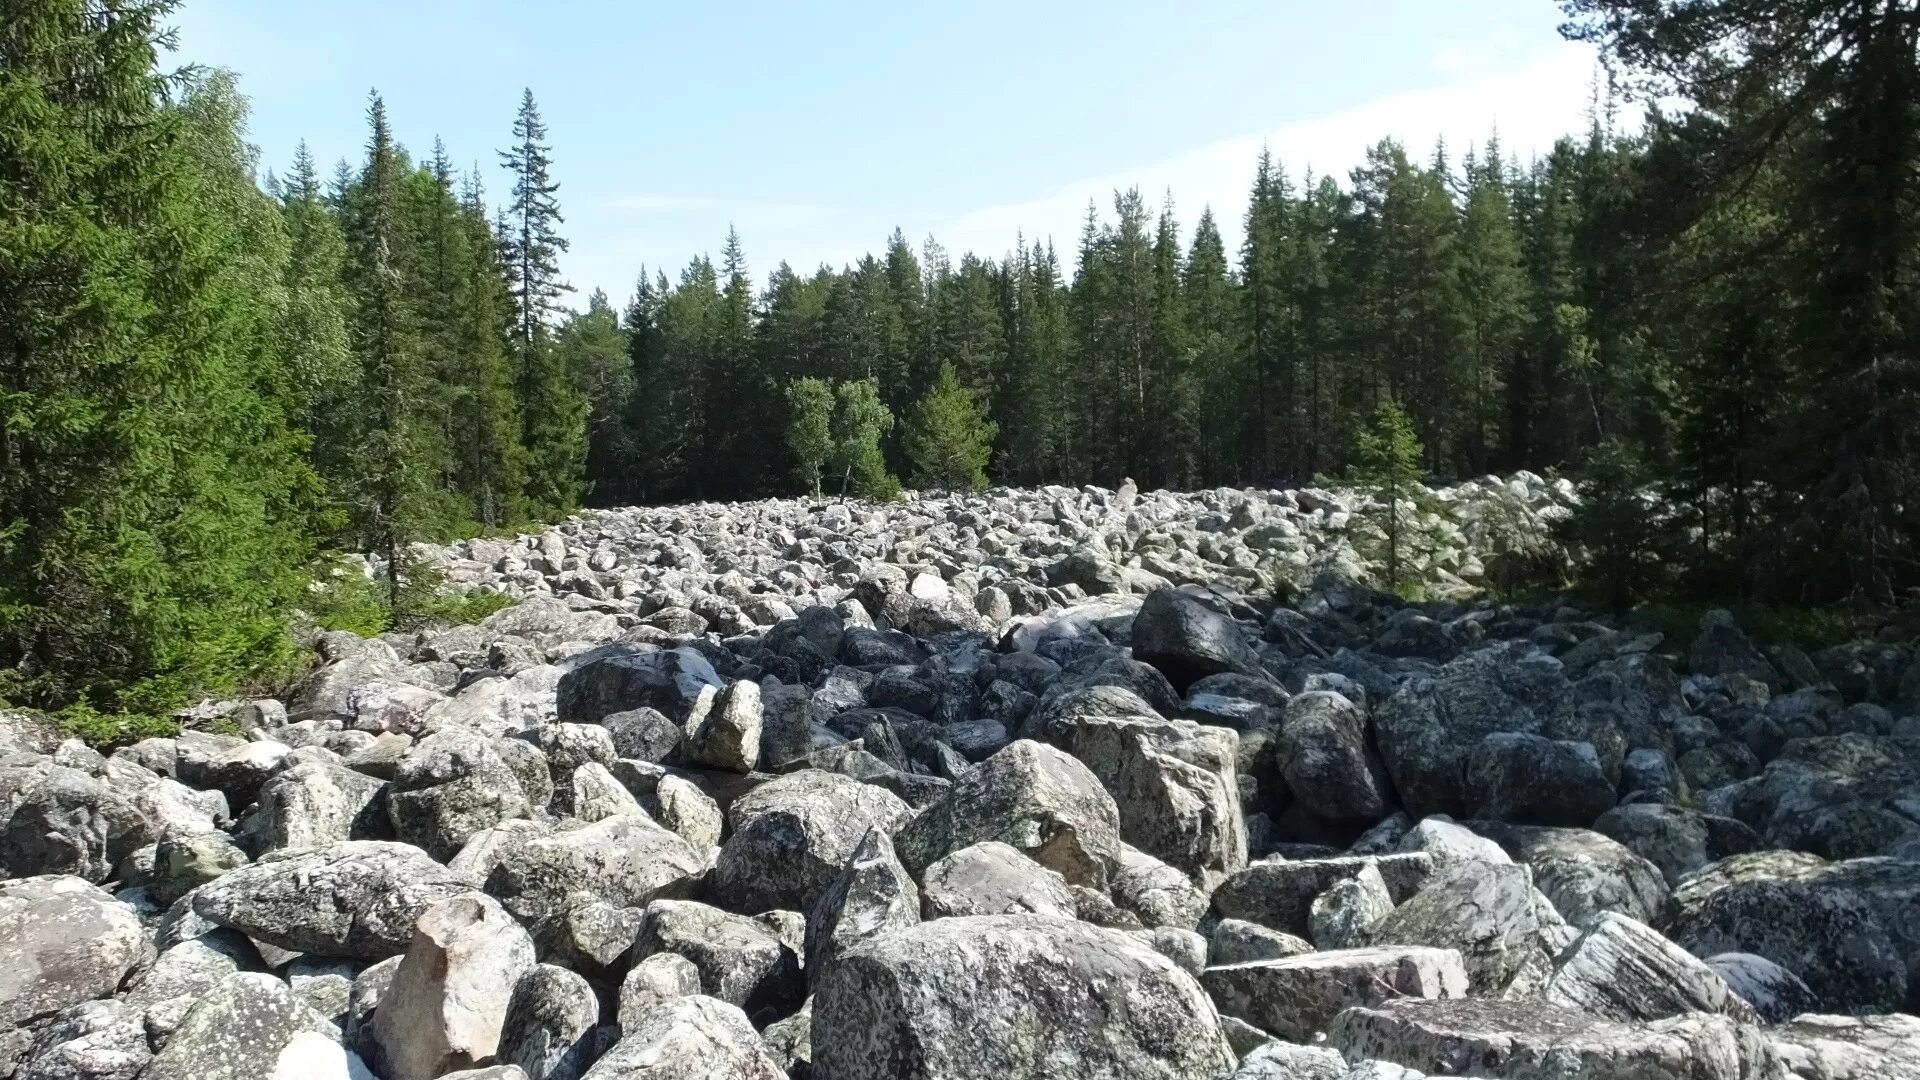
1327,998,1778,1080
1201,947,1468,1042
1210,854,1433,937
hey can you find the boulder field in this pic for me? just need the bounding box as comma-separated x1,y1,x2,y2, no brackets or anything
2,476,1916,1079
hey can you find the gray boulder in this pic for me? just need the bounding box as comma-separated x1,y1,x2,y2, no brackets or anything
634,899,802,1022
684,681,763,773
1310,862,1395,949
1706,953,1820,1024
1766,1013,1920,1080
1464,733,1616,827
1209,919,1315,966
1211,854,1432,938
1201,947,1468,1043
804,827,919,981
1063,713,1246,891
618,953,702,1032
371,894,537,1080
1545,912,1757,1024
1362,862,1574,997
919,841,1077,920
1110,844,1209,931
894,740,1122,890
192,841,472,960
1465,822,1669,927
583,996,785,1080
1327,999,1775,1080
0,765,152,883
246,760,387,851
1130,587,1269,691
486,816,705,934
145,972,365,1080
499,964,602,1080
386,729,533,861
1275,691,1394,825
0,876,148,1030
811,914,1234,1080
709,770,912,914
1711,735,1920,859
558,645,725,725
1593,803,1760,886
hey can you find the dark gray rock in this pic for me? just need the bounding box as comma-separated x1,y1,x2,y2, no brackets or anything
585,996,785,1080
1131,587,1269,691
634,899,802,1022
708,770,912,914
558,645,725,725
1274,691,1394,826
499,964,602,1080
1210,854,1432,938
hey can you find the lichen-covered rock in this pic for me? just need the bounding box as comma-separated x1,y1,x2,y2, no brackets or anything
709,770,912,914
10,998,150,1080
1765,1013,1920,1080
386,729,533,861
1310,863,1395,949
618,953,701,1032
486,816,705,934
634,899,802,1022
685,680,763,773
1661,851,1906,1014
1712,735,1920,860
1062,713,1246,891
145,972,366,1080
811,914,1233,1080
1275,691,1394,825
1209,919,1315,966
1129,587,1271,692
1464,733,1616,828
1211,854,1432,938
1465,822,1669,927
919,840,1077,920
804,828,918,982
894,740,1122,890
558,645,725,726
1202,947,1468,1042
1593,803,1760,887
1331,999,1776,1080
1110,844,1208,930
371,894,537,1080
1362,862,1573,998
498,964,602,1080
191,841,473,960
0,765,153,883
0,876,148,1030
245,760,388,851
583,996,785,1080
1545,913,1756,1024
1706,953,1820,1024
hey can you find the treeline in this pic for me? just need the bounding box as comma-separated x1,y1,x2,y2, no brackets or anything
5,0,1919,714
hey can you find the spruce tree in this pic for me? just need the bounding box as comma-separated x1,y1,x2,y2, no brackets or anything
498,88,585,517
1145,193,1194,488
1185,208,1239,483
1346,398,1429,595
280,139,358,512
0,4,311,708
904,362,998,492
556,290,631,504
1456,139,1529,474
448,168,529,526
342,93,443,607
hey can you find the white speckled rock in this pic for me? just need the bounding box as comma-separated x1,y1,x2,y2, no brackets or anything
191,841,473,960
1545,913,1756,1024
811,914,1233,1080
1202,947,1468,1042
0,875,149,1030
145,972,369,1080
582,996,785,1080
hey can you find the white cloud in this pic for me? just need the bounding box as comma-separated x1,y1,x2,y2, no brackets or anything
911,46,1601,266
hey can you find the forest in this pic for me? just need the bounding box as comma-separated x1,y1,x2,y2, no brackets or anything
3,0,1918,715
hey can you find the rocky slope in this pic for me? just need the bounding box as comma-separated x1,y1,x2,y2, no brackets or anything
3,476,1918,1080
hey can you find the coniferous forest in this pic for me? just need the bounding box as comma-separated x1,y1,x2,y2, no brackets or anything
4,0,1920,713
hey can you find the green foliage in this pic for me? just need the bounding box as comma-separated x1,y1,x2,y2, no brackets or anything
785,377,835,497
1346,398,1429,591
303,554,515,636
0,5,312,713
904,363,997,491
1557,439,1657,613
53,702,180,750
831,378,901,500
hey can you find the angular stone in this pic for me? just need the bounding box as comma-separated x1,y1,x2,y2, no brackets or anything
499,964,601,1080
709,770,912,914
1208,919,1314,966
1465,822,1669,927
1110,843,1209,931
685,681,763,773
1275,691,1393,825
1706,953,1820,1024
583,996,785,1080
1210,854,1432,938
1310,863,1395,949
145,972,363,1080
558,645,725,726
634,899,802,1023
805,827,919,981
1545,913,1756,1024
1131,587,1269,691
1064,713,1246,891
1766,1013,1920,1080
1201,947,1468,1042
618,953,701,1033
386,730,533,861
811,914,1234,1080
1327,999,1775,1080
920,840,1076,920
246,761,387,851
1363,862,1573,997
371,894,537,1080
192,841,472,960
1465,733,1616,828
486,817,705,934
894,739,1122,890
0,876,148,1030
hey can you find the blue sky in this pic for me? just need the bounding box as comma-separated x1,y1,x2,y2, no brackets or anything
170,0,1602,306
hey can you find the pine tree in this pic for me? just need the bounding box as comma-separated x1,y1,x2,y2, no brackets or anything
785,377,835,497
498,88,584,517
0,4,312,707
1145,193,1194,488
447,168,529,526
1456,137,1529,474
1185,208,1239,484
1346,398,1429,594
1557,439,1655,612
556,290,630,507
905,362,998,492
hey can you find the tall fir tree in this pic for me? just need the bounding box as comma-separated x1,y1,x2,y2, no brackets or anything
279,139,357,514
498,88,585,517
1,4,313,707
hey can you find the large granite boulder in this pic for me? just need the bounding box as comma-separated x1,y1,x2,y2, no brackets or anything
192,840,473,959
811,914,1234,1080
0,876,148,1030
708,770,912,914
557,645,725,725
582,996,785,1080
1062,712,1246,891
1201,947,1468,1042
1211,854,1432,938
1274,691,1395,826
1130,587,1269,691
